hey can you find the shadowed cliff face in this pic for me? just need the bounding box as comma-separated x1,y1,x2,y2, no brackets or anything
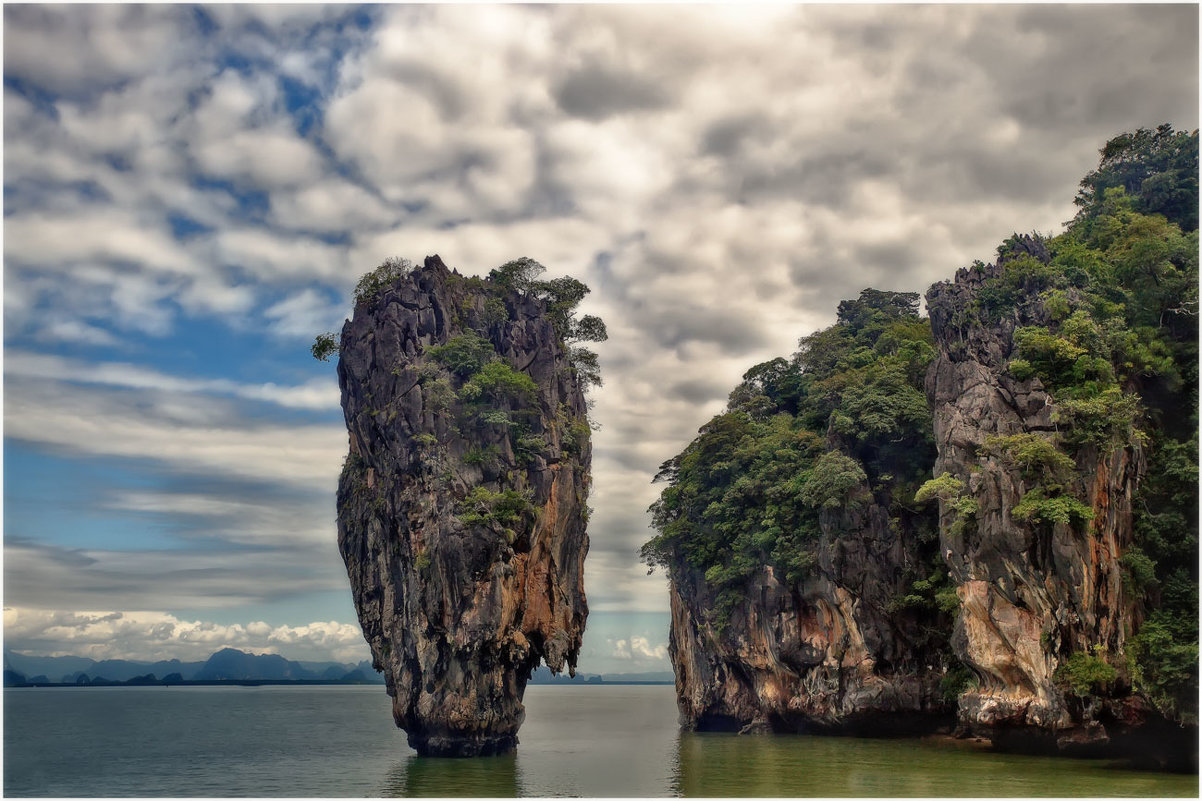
669,489,952,735
335,255,591,757
925,248,1144,752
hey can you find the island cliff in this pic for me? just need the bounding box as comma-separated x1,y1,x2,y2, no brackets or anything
925,248,1141,752
646,126,1197,763
644,290,958,735
333,255,601,756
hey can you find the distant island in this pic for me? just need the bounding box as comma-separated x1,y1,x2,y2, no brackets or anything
2,646,384,688
2,647,671,688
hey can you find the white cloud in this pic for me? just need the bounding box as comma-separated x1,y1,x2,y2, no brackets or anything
2,3,1196,628
3,5,194,95
4,378,344,491
3,607,368,663
33,319,122,348
6,351,341,411
3,539,348,616
263,289,348,340
609,635,668,663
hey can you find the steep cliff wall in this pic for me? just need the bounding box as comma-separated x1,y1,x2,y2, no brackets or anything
647,291,955,735
335,256,592,756
649,128,1197,765
925,243,1154,754
669,493,952,734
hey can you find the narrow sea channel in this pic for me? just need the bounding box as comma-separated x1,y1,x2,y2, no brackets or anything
4,684,1196,797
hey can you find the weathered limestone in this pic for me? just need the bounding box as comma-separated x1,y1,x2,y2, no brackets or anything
669,467,952,735
925,243,1144,753
335,256,590,756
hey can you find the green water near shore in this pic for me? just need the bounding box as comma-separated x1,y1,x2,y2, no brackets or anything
5,684,1197,796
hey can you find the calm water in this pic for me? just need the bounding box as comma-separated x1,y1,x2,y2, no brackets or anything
4,684,1196,797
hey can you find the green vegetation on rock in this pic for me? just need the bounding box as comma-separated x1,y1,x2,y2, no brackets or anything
644,125,1198,729
642,289,942,629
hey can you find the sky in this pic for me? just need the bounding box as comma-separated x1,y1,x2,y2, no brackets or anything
2,4,1197,673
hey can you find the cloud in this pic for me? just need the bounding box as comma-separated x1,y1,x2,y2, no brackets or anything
4,377,344,490
262,289,348,340
6,351,341,411
3,606,368,663
552,62,668,120
2,5,196,96
3,538,348,616
609,636,668,663
2,4,1197,629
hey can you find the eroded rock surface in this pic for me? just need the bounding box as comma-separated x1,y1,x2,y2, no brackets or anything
925,246,1143,752
335,256,591,756
669,486,952,735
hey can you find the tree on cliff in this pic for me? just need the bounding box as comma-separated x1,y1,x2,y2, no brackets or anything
929,127,1198,724
489,257,609,386
333,254,598,756
647,126,1198,739
313,256,608,387
1074,124,1199,232
643,289,948,632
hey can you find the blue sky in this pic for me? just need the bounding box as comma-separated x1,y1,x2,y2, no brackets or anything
3,4,1197,671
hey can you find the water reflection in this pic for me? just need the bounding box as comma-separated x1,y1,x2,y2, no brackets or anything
380,753,520,797
673,731,1198,797
368,686,1196,798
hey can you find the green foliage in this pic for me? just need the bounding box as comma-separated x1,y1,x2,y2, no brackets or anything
354,257,414,306
535,276,590,335
976,252,1062,318
914,472,965,503
489,257,546,291
1011,487,1094,528
800,451,868,509
427,330,496,377
940,661,976,703
486,257,606,391
887,568,955,615
571,314,609,344
1073,124,1199,232
311,332,339,361
982,434,1075,482
482,296,509,327
1053,388,1144,450
457,486,535,530
515,432,548,463
464,444,501,466
420,374,456,413
1120,546,1158,596
478,409,514,427
1055,651,1117,697
563,419,591,457
642,287,939,629
414,550,432,573
915,473,978,536
569,347,603,388
1127,612,1199,723
459,360,538,404
983,434,1092,530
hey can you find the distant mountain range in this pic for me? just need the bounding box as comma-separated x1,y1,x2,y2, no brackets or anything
2,647,383,686
3,648,673,686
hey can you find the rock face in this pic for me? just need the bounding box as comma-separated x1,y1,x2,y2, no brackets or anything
336,256,591,757
670,463,952,735
925,244,1143,753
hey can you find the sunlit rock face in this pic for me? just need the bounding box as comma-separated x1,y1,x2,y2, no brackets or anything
335,256,590,757
925,243,1144,754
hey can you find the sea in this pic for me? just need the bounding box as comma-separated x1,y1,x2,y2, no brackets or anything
3,684,1197,797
